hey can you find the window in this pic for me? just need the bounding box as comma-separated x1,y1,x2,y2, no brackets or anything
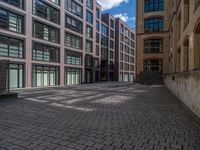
1,0,24,9
65,32,82,50
130,65,134,71
86,40,93,53
65,50,82,65
124,64,129,71
96,45,99,56
120,44,124,51
194,20,200,69
124,73,129,82
0,8,24,33
86,0,93,10
110,51,113,59
33,21,60,43
96,33,99,43
96,8,100,19
33,0,60,24
0,35,24,58
110,30,114,39
144,59,162,73
32,65,60,87
120,63,123,70
86,25,93,38
85,54,93,67
65,68,81,85
96,21,100,31
9,63,24,89
49,0,60,5
66,15,82,34
110,19,114,28
101,24,108,36
177,13,181,39
86,11,93,24
32,42,60,63
176,47,181,72
183,38,189,72
65,0,83,18
144,0,164,13
184,0,189,28
144,17,163,32
144,39,163,53
110,40,114,49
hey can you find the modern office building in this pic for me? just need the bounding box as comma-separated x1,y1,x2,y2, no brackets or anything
136,0,170,81
115,18,135,82
136,0,200,116
0,0,135,89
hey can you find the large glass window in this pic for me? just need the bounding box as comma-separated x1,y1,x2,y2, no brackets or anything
86,0,93,10
49,0,60,5
65,32,82,50
33,0,60,24
9,63,24,89
144,17,163,32
86,11,93,24
1,0,24,9
86,25,93,38
65,15,82,34
144,0,164,13
65,0,83,18
65,50,82,65
65,68,81,85
32,42,60,63
144,39,163,53
144,59,162,73
85,55,93,68
0,35,24,58
33,21,60,43
32,65,60,87
86,40,93,53
0,8,24,33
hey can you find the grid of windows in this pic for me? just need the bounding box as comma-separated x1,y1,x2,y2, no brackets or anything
144,18,163,32
33,21,60,43
144,0,164,13
33,0,60,24
1,0,24,9
65,50,82,65
32,65,60,87
144,39,163,53
65,15,82,34
0,8,24,33
65,68,81,85
65,0,83,18
65,33,82,50
32,42,60,63
0,35,24,58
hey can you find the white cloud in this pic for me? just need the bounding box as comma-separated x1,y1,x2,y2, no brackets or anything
97,0,129,10
113,13,135,23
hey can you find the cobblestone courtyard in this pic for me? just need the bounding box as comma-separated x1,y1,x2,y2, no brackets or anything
0,83,200,150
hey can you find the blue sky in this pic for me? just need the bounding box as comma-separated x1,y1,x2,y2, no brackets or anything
97,0,136,28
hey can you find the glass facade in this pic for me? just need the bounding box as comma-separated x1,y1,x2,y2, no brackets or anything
9,63,24,89
32,65,60,87
32,42,60,63
0,8,24,33
65,0,83,18
65,68,81,85
0,35,24,58
1,0,24,9
33,0,60,24
86,11,93,24
33,21,60,43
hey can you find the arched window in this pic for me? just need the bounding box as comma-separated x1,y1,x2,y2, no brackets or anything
183,38,189,72
144,17,163,32
194,19,200,69
184,0,189,28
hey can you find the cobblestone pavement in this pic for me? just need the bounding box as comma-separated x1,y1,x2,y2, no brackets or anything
0,83,200,150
